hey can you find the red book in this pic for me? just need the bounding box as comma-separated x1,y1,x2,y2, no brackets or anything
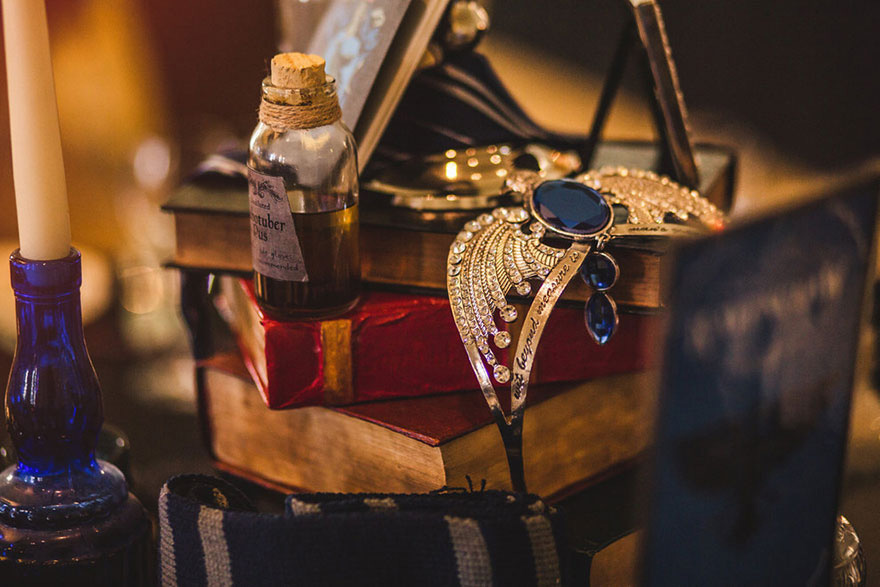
216,277,659,409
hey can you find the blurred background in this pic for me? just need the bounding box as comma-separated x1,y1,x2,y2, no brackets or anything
0,0,877,575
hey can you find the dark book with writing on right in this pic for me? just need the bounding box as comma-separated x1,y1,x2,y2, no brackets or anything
163,141,735,312
642,181,878,585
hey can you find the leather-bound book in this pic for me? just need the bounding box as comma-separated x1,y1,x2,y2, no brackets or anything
215,276,658,408
199,351,656,497
163,141,735,312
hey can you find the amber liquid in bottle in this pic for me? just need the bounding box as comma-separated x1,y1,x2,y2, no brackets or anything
254,203,360,318
249,53,360,320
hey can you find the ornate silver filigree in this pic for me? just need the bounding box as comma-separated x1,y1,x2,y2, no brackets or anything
579,167,725,230
447,168,725,492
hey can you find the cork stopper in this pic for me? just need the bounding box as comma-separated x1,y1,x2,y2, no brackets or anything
260,52,341,131
271,53,327,89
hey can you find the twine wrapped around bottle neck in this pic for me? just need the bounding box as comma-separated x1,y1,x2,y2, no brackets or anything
258,53,341,132
259,93,341,132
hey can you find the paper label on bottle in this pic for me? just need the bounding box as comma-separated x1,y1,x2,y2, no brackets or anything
248,169,309,282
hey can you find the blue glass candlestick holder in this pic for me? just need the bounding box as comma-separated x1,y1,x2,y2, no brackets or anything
0,249,151,585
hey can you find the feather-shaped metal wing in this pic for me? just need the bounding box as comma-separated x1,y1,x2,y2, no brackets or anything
580,167,725,233
447,207,566,411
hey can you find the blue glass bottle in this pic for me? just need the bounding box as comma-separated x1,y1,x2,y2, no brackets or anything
0,249,151,585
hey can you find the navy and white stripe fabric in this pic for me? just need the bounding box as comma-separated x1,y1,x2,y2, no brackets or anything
158,475,570,586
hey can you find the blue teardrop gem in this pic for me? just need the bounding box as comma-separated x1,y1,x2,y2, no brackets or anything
585,293,617,345
580,252,618,291
532,179,611,236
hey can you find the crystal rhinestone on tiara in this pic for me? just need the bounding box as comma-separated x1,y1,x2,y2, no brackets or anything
447,167,725,491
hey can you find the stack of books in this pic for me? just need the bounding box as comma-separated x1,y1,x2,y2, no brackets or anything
164,143,734,498
198,275,659,497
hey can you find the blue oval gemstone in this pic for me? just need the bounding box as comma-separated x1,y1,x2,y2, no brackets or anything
532,180,611,236
584,293,617,345
580,252,618,291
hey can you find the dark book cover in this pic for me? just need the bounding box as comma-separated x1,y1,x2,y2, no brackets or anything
642,181,879,585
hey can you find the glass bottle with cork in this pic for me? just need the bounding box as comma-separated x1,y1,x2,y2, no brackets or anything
248,52,360,319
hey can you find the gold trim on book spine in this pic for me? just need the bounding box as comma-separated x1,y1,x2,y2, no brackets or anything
321,319,353,404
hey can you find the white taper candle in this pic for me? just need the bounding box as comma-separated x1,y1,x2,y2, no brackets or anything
2,0,71,260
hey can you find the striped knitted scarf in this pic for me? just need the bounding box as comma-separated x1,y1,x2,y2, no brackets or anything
158,475,571,586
